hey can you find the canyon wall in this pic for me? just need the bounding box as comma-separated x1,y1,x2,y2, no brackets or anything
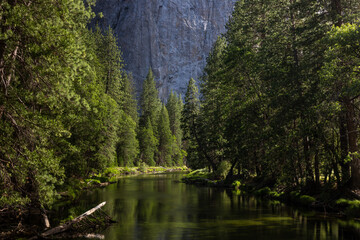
92,0,236,99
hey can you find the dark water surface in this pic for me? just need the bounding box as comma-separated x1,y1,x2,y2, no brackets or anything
63,173,360,240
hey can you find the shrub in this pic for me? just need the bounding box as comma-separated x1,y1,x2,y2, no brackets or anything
139,162,148,172
214,161,231,179
299,195,316,206
336,199,360,217
254,187,271,197
269,191,283,199
232,180,241,189
103,167,119,177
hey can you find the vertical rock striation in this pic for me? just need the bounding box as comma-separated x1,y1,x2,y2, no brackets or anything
92,0,236,99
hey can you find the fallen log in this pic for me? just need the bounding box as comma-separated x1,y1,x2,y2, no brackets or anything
45,233,105,239
40,202,108,238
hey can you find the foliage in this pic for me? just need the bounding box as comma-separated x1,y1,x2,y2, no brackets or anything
254,187,272,198
138,162,148,172
167,91,184,166
181,78,205,169
139,68,161,128
232,181,242,190
184,0,360,191
157,105,173,166
138,118,157,166
0,0,139,209
214,161,231,179
117,112,139,167
137,69,184,167
336,199,360,217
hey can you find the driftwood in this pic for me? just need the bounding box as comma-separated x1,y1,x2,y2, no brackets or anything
40,202,108,238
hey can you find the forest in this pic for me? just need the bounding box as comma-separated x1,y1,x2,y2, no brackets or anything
1,0,360,236
0,0,184,212
184,0,360,191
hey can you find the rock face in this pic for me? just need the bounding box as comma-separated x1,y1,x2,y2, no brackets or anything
92,0,236,99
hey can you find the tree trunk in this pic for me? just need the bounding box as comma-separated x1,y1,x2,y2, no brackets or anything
41,202,107,238
345,99,360,188
339,110,350,182
303,136,314,185
314,150,320,188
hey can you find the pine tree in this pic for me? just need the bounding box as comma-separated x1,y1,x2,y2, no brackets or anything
140,68,161,128
166,91,183,165
97,26,124,102
117,112,139,167
139,118,157,166
138,68,161,164
157,105,173,166
121,73,138,122
181,78,207,169
116,73,139,167
200,36,228,172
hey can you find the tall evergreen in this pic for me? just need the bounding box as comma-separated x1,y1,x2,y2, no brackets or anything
117,112,139,167
157,105,173,166
166,91,184,165
181,78,205,169
96,26,124,100
140,68,161,128
139,118,157,166
138,68,161,164
116,72,139,167
122,73,138,122
200,36,228,172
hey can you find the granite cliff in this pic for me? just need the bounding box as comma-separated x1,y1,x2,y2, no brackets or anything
92,0,236,99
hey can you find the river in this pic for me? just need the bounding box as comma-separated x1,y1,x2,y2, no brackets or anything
55,173,360,239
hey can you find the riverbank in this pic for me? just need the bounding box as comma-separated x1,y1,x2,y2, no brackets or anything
59,166,189,200
0,166,189,239
181,169,360,219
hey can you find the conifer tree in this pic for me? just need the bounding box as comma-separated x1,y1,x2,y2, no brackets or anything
138,68,161,164
182,78,206,169
115,71,139,167
166,91,184,165
117,112,139,167
121,73,138,122
157,105,173,166
140,68,161,128
200,37,228,171
139,118,157,166
98,26,124,101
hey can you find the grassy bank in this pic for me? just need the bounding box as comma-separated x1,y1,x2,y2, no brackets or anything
59,165,189,201
181,169,360,219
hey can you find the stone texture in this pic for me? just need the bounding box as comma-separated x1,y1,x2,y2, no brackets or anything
92,0,236,100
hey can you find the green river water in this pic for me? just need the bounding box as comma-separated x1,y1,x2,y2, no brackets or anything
57,173,360,240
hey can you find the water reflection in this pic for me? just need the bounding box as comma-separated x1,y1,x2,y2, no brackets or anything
62,174,360,240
